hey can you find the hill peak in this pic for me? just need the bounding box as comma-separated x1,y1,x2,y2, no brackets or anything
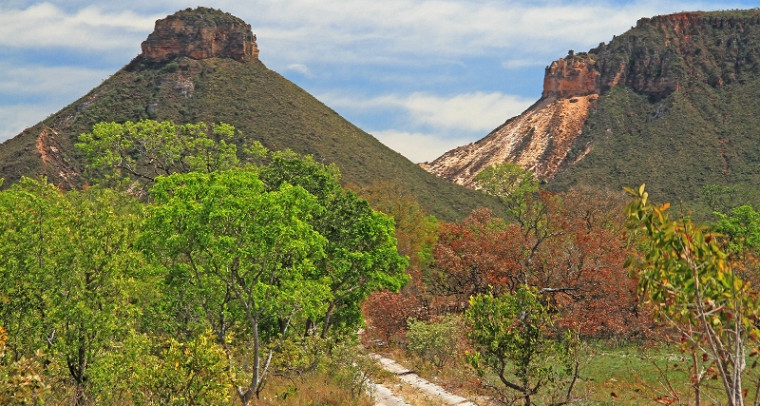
140,7,259,63
422,8,760,211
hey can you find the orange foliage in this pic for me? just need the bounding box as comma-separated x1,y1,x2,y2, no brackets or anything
432,187,651,338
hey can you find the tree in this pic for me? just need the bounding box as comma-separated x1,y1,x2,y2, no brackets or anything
0,326,49,405
49,186,145,404
626,184,760,406
0,178,62,364
464,286,579,406
349,180,439,267
432,208,522,306
0,178,146,405
474,162,538,220
80,119,409,341
89,331,232,406
76,119,265,190
140,169,331,405
258,151,409,338
713,204,760,255
432,189,645,338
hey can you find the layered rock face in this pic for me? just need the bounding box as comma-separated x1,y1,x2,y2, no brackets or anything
542,53,600,99
141,7,258,62
422,51,601,187
423,10,760,188
421,95,597,187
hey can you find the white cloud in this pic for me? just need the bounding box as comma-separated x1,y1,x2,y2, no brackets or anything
371,129,472,163
0,2,157,52
284,63,313,77
321,91,534,162
502,58,546,69
387,92,534,132
0,62,111,97
241,0,749,66
2,0,758,158
0,104,56,141
0,63,112,142
323,91,534,132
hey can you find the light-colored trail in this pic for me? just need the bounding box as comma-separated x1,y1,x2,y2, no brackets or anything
369,353,479,406
370,380,410,406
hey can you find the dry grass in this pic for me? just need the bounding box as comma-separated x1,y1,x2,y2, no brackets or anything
258,369,375,406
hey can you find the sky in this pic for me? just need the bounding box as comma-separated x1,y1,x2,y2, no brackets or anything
2,1,758,163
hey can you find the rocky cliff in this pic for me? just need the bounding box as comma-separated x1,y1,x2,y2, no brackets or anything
140,7,258,62
423,10,760,204
421,51,601,187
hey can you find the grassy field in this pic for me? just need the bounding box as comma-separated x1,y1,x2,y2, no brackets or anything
377,339,755,405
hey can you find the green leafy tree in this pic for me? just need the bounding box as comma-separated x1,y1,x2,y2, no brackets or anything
626,184,760,406
50,186,145,404
76,119,265,189
714,205,760,255
258,151,409,338
350,180,439,267
0,178,62,364
0,178,146,404
464,286,579,406
140,169,331,405
474,162,538,221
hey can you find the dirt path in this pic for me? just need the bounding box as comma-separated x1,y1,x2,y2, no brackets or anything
369,354,479,406
369,380,410,406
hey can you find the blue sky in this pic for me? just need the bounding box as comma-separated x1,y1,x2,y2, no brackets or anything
2,1,758,162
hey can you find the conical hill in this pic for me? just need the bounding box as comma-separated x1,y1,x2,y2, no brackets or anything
0,7,497,221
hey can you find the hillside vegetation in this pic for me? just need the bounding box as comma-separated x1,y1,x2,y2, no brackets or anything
549,11,760,211
0,7,499,221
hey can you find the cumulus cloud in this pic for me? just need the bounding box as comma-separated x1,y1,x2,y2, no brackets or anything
371,129,473,163
320,91,534,162
0,62,111,97
284,63,314,77
385,92,534,132
238,0,742,67
0,2,157,52
0,63,112,142
0,104,58,141
323,91,534,132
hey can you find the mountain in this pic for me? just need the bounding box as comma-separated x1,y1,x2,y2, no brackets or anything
422,10,760,211
0,7,497,221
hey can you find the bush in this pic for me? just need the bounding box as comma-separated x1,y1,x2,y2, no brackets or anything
0,327,49,405
89,331,232,405
406,314,462,368
362,290,418,347
465,287,579,405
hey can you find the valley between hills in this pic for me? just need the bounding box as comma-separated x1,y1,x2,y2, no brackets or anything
4,6,760,406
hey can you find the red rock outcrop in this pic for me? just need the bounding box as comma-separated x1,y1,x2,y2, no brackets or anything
542,52,600,99
422,53,602,187
35,127,78,186
423,10,760,188
141,7,258,62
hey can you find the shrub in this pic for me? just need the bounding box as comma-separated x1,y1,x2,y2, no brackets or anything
406,314,462,367
0,327,49,405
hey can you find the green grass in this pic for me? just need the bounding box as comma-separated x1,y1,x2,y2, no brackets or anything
382,339,757,405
